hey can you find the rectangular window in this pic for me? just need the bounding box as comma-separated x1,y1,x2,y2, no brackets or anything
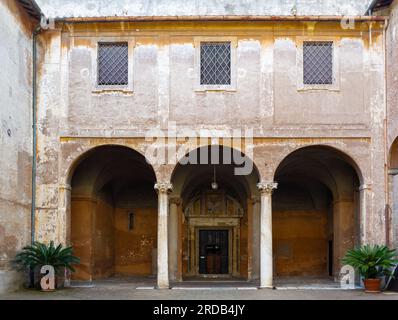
98,42,129,86
303,41,333,85
200,42,231,85
128,212,134,231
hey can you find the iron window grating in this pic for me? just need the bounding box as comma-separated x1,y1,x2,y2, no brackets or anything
98,42,129,86
200,42,232,85
303,41,334,85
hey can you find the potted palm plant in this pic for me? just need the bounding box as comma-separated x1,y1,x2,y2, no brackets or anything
13,241,80,291
342,245,398,293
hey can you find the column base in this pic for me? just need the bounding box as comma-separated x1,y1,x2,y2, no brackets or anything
0,270,25,294
157,285,171,290
259,285,275,290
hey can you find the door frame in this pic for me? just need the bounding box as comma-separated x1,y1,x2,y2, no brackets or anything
185,217,241,278
197,228,232,276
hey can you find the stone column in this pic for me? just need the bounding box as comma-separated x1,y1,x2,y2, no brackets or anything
389,169,398,249
169,197,181,282
359,184,371,245
257,182,278,289
155,182,173,289
333,199,356,279
250,197,261,280
58,184,72,287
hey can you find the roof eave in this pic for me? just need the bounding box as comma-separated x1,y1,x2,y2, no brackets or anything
17,0,42,21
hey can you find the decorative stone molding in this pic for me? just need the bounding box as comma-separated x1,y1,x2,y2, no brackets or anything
251,196,261,205
359,184,372,191
257,182,278,195
155,182,173,194
169,197,182,206
59,184,72,191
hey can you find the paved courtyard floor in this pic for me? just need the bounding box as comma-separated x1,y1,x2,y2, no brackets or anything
1,277,398,300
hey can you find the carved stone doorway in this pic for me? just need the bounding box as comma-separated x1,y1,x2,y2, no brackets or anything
184,189,243,278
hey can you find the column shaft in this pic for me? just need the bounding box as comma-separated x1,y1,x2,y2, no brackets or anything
257,182,277,289
155,182,173,289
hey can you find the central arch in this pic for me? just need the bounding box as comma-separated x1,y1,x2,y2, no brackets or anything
389,138,398,249
170,145,261,281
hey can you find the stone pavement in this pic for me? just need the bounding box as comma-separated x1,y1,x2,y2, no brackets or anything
0,277,397,300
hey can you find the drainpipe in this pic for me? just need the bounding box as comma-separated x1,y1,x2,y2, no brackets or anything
367,0,379,16
31,22,42,244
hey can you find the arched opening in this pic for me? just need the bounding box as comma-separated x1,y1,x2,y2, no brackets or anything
389,138,398,249
69,145,157,281
273,146,361,281
170,146,260,281
390,138,398,169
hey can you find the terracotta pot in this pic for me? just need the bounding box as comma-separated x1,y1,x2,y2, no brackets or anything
363,279,381,293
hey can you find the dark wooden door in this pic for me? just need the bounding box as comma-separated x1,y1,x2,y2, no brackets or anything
199,230,229,274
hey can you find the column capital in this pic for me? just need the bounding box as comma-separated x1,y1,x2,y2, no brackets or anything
257,182,278,195
169,197,182,206
359,183,372,191
251,196,261,204
155,182,173,194
59,184,72,191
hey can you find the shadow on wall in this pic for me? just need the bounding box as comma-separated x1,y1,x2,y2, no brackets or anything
273,146,361,279
69,145,158,281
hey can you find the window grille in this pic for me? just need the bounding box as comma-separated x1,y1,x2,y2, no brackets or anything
303,41,333,85
200,42,231,85
98,42,128,86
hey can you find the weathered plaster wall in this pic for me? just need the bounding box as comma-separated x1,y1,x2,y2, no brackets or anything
35,0,372,19
92,188,115,279
273,183,330,277
114,187,158,276
0,0,35,294
57,21,385,137
273,210,329,277
387,0,398,250
387,0,398,149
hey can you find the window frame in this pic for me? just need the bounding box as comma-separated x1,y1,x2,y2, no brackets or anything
194,37,237,92
297,37,340,91
92,37,135,93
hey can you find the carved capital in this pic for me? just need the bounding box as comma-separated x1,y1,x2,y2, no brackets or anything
251,196,261,205
59,184,72,191
169,197,182,206
155,182,173,194
257,182,278,195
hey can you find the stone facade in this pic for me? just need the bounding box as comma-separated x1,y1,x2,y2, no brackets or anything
2,0,398,293
35,17,387,286
386,0,398,252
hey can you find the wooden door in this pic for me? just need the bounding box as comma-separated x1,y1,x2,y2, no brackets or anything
199,230,229,274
